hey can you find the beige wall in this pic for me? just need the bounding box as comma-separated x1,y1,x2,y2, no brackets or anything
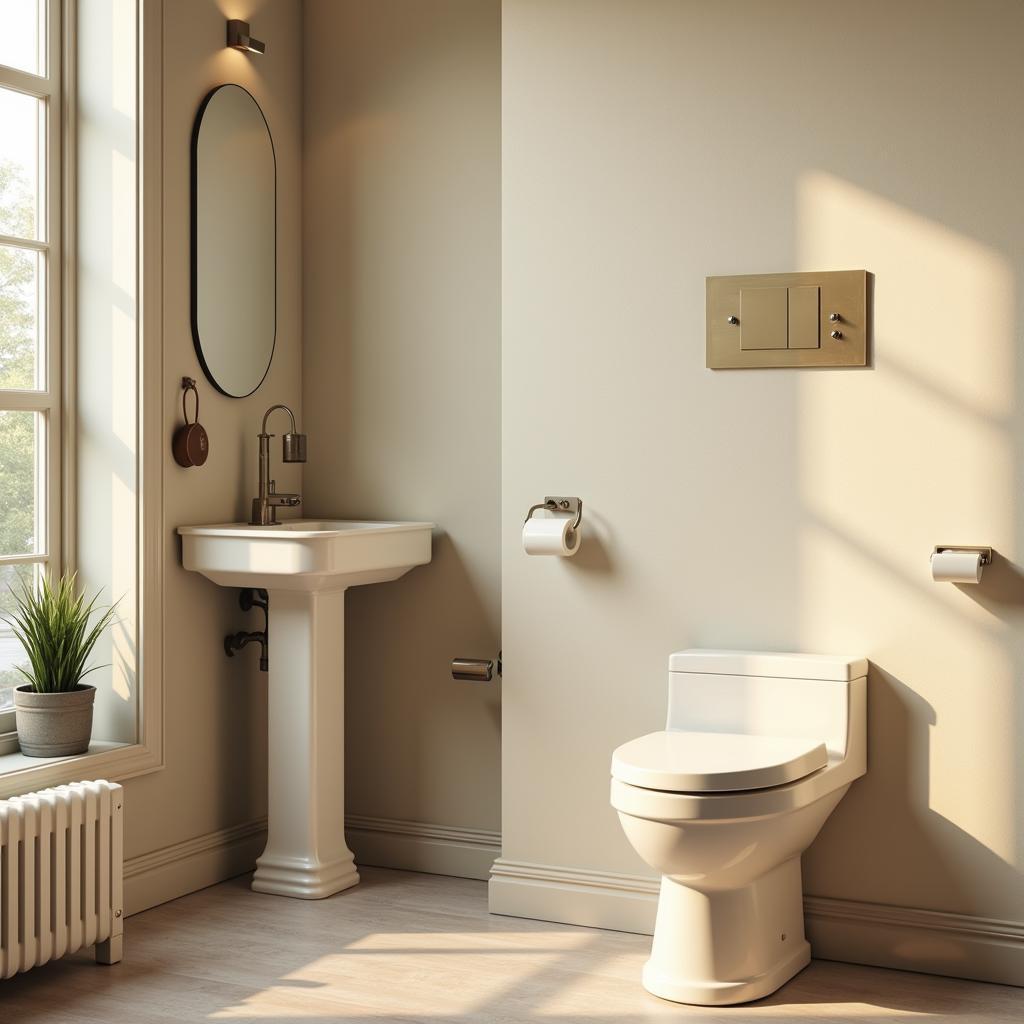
123,0,302,894
302,0,502,838
500,0,1023,931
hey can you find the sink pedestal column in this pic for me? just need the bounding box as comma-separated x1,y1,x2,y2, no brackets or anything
252,587,359,899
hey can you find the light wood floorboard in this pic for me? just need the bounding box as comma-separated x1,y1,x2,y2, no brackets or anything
0,867,1021,1023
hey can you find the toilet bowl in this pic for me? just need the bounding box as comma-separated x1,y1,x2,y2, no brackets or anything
611,649,867,1006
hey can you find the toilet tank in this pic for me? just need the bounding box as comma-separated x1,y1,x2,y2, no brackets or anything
666,650,867,761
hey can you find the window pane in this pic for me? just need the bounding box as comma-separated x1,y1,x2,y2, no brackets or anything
0,86,43,240
0,561,38,711
0,0,44,76
0,411,40,555
0,244,42,388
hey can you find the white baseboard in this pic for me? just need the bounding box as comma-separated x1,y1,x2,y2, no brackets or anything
125,811,501,915
489,858,659,934
804,895,1024,988
489,858,1024,988
346,814,501,881
124,818,268,916
124,813,500,917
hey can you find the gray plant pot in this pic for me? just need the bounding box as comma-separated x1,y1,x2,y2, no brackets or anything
14,684,96,758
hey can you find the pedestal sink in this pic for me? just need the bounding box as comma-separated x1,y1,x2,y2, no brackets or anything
178,519,433,898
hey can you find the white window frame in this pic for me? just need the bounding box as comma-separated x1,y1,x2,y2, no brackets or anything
0,0,164,792
0,0,63,736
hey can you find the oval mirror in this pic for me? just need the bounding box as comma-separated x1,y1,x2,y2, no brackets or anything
191,84,276,397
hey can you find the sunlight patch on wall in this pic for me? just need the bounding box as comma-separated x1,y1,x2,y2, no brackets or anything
796,172,1018,868
110,0,135,117
109,469,135,704
77,0,139,746
796,170,1014,417
110,149,137,314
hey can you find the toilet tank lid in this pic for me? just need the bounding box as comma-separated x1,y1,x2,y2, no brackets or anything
668,649,868,681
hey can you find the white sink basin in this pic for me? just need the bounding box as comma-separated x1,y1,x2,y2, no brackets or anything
177,517,434,900
178,518,434,590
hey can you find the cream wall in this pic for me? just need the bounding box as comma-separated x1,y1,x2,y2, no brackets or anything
302,0,502,852
497,0,1024,980
122,0,303,908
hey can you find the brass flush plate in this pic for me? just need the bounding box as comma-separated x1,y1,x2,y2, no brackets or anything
706,270,868,368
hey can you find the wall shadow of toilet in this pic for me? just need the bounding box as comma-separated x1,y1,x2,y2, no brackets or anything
803,647,1023,986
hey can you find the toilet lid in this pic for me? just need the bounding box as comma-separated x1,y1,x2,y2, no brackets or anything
611,731,829,793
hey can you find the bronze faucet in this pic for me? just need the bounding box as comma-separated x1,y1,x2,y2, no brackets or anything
250,404,307,526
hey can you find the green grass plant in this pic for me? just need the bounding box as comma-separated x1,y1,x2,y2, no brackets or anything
2,573,119,694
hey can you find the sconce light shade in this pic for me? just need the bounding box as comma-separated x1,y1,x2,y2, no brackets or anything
227,19,266,54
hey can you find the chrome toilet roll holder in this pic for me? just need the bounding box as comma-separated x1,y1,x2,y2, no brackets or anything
524,496,583,531
932,544,992,565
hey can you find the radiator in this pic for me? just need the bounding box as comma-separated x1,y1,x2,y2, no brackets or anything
0,780,124,978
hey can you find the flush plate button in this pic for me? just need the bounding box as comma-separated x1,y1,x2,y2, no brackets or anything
737,283,821,352
787,285,820,350
740,287,788,350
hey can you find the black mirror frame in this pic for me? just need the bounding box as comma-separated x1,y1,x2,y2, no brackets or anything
190,83,278,398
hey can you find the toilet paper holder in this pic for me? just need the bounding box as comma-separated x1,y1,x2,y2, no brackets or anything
524,496,583,532
933,544,992,565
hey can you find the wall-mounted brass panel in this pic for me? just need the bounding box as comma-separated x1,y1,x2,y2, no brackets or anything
707,270,868,368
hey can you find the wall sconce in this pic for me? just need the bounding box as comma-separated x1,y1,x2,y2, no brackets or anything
227,19,265,55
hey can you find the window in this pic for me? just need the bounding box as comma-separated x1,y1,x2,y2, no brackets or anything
0,0,61,733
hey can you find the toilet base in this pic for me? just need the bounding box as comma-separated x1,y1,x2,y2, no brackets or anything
643,856,810,1006
643,941,810,1006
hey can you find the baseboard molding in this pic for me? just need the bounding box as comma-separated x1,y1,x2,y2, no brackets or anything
489,858,1024,988
124,818,268,916
124,813,500,917
346,814,501,881
489,858,659,934
804,895,1024,988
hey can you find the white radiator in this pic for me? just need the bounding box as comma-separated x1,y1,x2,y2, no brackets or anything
0,780,124,978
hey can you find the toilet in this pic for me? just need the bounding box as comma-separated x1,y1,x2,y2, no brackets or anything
611,649,867,1006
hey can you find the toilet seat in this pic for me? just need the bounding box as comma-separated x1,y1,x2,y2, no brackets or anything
611,730,828,793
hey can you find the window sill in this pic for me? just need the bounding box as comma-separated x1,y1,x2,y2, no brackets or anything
0,738,126,771
0,738,163,801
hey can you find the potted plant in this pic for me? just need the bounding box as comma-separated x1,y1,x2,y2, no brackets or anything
2,574,119,758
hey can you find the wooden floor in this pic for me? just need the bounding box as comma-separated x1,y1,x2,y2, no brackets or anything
1,867,1021,1023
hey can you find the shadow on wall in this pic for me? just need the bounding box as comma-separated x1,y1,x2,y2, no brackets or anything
809,663,1021,922
957,552,1024,901
567,505,616,576
343,530,501,829
964,552,1024,608
796,167,1023,920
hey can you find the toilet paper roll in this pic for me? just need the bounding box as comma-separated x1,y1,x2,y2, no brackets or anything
523,516,580,557
930,550,983,583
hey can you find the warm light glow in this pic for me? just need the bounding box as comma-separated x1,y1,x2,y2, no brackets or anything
210,931,591,1020
208,929,947,1021
110,0,135,116
796,172,1019,874
797,171,1014,416
76,0,139,744
345,930,590,951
